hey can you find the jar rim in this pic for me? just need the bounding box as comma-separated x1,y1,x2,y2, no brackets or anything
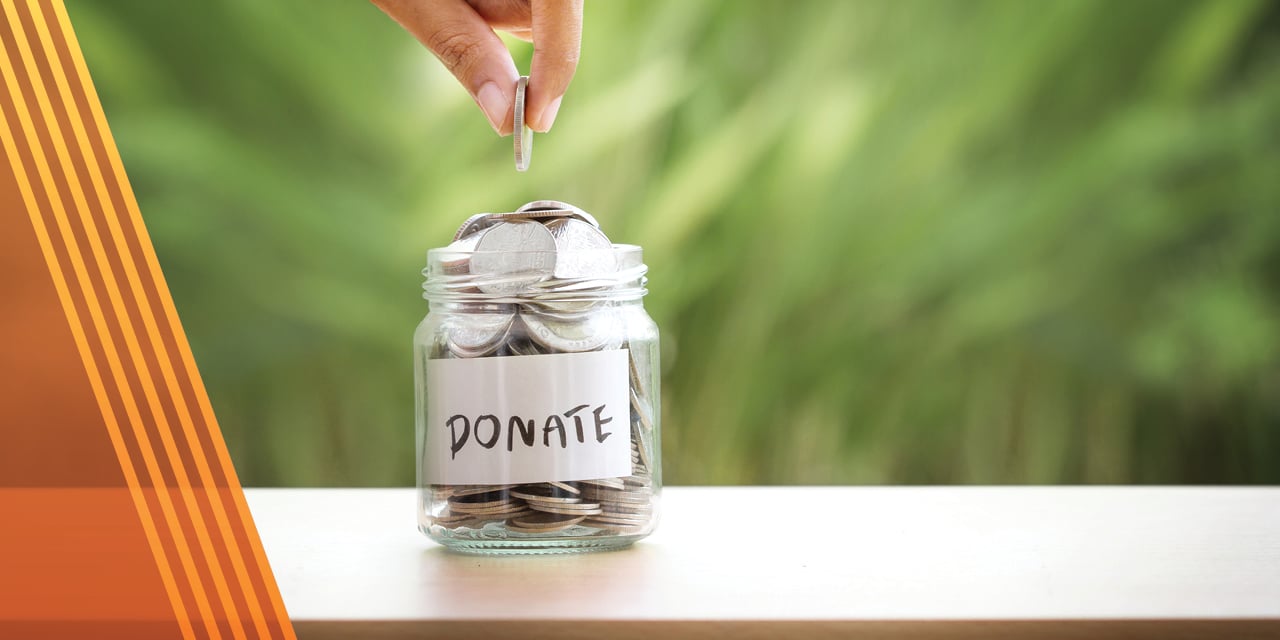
422,244,646,303
425,243,643,261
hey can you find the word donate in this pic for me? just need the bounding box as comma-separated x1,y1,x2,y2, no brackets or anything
424,350,631,485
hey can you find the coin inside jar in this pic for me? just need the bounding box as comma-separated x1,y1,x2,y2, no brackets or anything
444,312,514,358
544,218,618,279
453,202,603,242
521,308,623,353
507,512,585,533
516,200,603,230
440,233,480,275
510,486,582,504
468,221,556,294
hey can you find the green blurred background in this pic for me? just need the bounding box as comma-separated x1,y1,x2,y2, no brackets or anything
68,0,1280,486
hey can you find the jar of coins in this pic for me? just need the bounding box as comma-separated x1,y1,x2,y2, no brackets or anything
415,201,661,553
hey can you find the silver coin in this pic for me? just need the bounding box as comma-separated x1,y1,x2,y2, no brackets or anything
589,501,651,514
470,272,555,296
527,503,603,516
429,486,457,502
426,332,451,360
515,201,602,229
469,221,556,294
510,488,581,504
544,218,617,279
452,213,493,243
452,511,531,527
462,506,530,519
629,345,652,404
599,500,654,514
514,76,531,172
578,477,626,490
446,497,514,510
530,277,617,293
632,421,652,471
521,310,622,353
450,502,525,516
445,484,514,497
444,313,513,358
523,297,604,318
447,339,503,359
505,338,544,357
453,211,554,242
527,499,599,511
632,387,654,431
452,204,601,242
593,501,650,512
445,313,513,350
440,232,481,275
546,481,581,494
585,514,649,527
450,486,509,501
507,512,585,532
526,299,601,317
489,209,591,229
582,486,652,502
580,490,651,505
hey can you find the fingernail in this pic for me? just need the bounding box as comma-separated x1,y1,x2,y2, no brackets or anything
535,96,563,132
475,81,510,135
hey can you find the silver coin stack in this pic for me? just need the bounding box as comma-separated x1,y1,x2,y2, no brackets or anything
421,201,659,540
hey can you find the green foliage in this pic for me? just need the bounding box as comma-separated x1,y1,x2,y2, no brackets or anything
70,0,1280,485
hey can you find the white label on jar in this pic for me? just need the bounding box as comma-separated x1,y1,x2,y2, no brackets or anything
424,349,631,485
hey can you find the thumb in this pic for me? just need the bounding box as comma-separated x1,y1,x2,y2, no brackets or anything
373,0,520,135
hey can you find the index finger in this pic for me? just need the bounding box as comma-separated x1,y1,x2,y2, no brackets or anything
527,0,583,132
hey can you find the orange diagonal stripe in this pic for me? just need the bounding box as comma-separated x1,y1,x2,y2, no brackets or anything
48,1,296,636
0,6,195,640
19,2,256,636
29,0,274,635
0,3,227,635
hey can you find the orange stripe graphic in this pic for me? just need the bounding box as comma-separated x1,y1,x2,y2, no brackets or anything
17,3,254,637
0,4,227,636
0,5,225,634
30,2,275,635
48,2,295,636
1,0,295,636
0,6,195,639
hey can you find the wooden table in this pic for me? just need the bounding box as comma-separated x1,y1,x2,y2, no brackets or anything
245,487,1280,639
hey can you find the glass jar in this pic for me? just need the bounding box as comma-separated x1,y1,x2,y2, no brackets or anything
414,204,661,554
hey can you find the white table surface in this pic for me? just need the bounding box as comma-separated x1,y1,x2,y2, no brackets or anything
246,487,1280,639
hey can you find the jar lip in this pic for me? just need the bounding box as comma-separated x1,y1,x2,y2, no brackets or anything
425,243,642,261
422,243,646,302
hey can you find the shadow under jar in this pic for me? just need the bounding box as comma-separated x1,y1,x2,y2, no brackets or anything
415,241,661,554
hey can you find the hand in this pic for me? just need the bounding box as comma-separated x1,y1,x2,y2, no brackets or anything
372,0,583,135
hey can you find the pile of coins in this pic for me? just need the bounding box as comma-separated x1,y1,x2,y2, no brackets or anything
424,201,658,538
430,475,655,534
